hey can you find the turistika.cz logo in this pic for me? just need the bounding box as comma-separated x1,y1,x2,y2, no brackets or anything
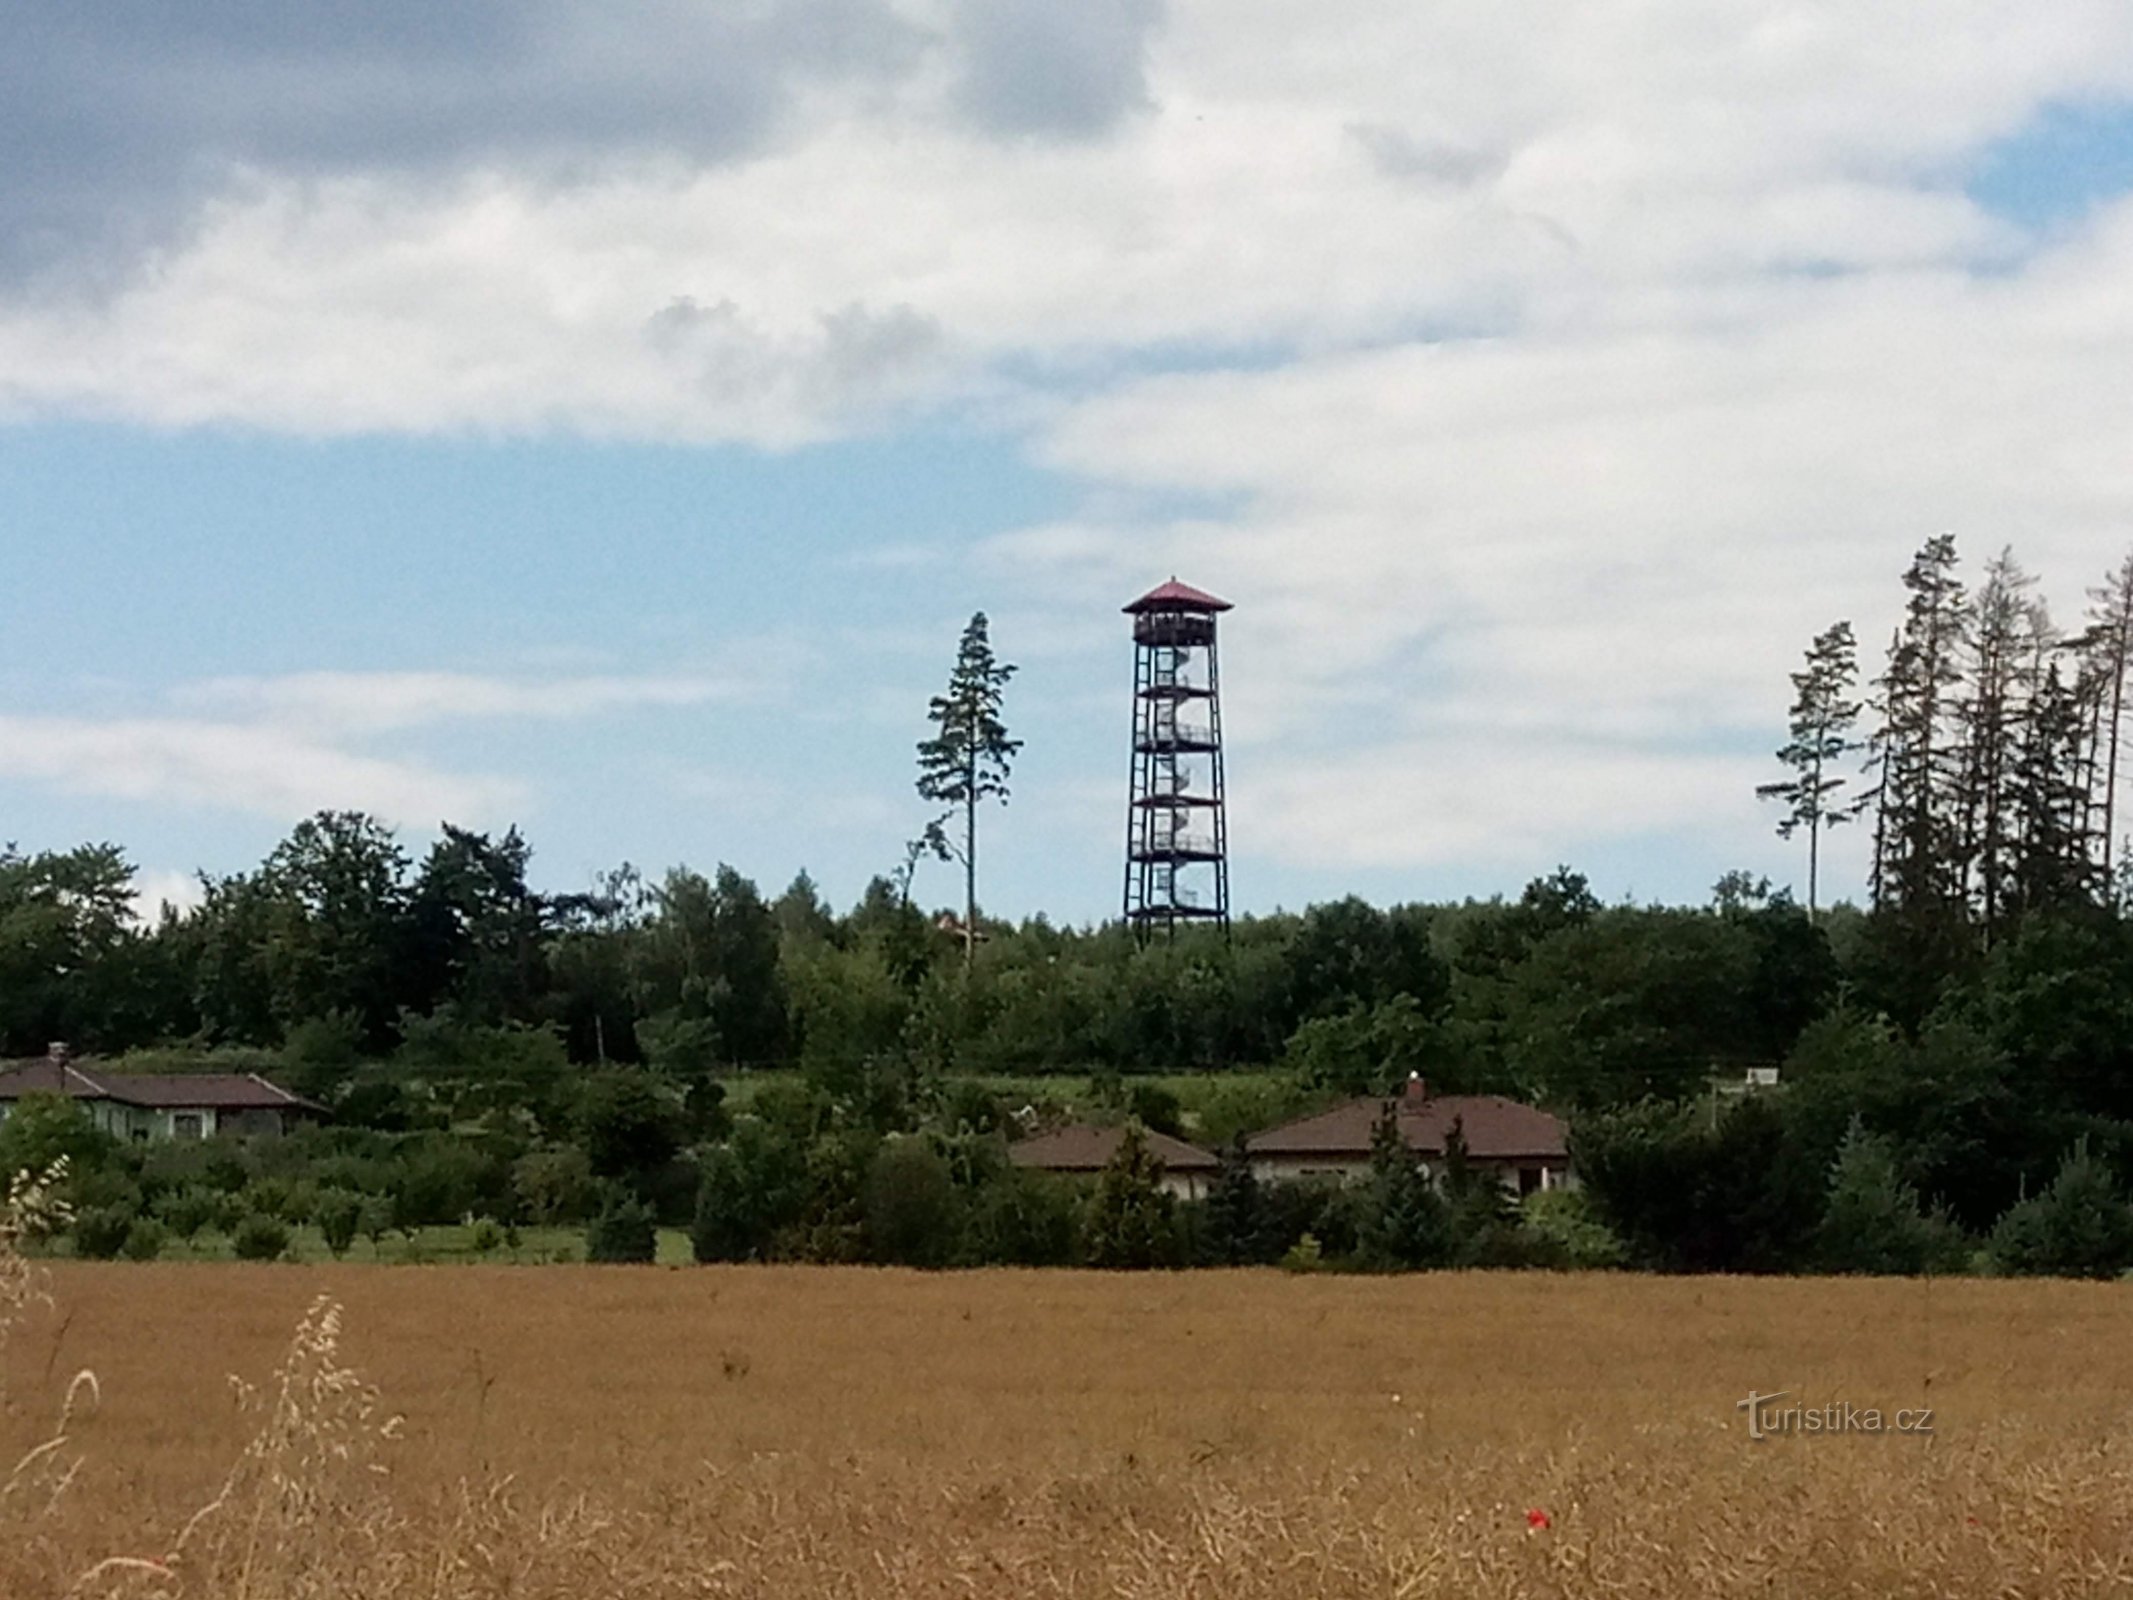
1736,1390,1934,1441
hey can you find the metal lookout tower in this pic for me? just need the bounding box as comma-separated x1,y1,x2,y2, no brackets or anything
1124,578,1231,936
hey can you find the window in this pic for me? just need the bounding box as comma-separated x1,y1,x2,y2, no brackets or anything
172,1112,204,1140
1518,1167,1542,1196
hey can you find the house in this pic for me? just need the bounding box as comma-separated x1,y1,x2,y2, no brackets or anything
1007,1122,1220,1201
0,1045,325,1142
1246,1073,1572,1196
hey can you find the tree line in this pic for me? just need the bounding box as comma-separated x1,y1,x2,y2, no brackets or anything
1762,538,2133,940
4,544,2133,1274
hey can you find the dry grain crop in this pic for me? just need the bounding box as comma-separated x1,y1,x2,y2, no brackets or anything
1,1260,2129,1598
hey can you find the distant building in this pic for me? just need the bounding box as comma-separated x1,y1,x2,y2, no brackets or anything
0,1045,324,1141
1246,1074,1572,1196
1007,1122,1221,1201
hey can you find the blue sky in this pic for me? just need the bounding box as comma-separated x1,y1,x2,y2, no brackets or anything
6,5,2133,924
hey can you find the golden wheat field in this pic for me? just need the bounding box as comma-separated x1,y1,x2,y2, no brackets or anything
3,1262,2131,1598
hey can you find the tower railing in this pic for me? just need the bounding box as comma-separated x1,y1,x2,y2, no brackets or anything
1123,582,1231,937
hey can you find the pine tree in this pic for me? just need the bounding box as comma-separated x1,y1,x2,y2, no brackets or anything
1084,1122,1178,1269
1988,1138,2133,1280
915,613,1022,968
1816,1118,1949,1276
2010,659,2093,917
1356,1102,1447,1270
1203,1136,1267,1265
1758,620,1865,915
2084,551,2133,880
1956,549,2049,942
1868,536,1968,920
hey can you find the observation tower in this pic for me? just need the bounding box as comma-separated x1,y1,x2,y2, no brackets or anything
1123,578,1231,936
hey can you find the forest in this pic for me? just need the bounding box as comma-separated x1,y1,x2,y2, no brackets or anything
3,537,2133,1275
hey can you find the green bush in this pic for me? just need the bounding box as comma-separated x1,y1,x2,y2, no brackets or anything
232,1213,291,1262
72,1204,135,1260
0,1095,116,1188
1990,1141,2133,1280
1519,1188,1628,1269
511,1145,597,1225
1355,1108,1448,1270
470,1217,506,1254
587,1195,657,1263
121,1217,167,1262
314,1189,364,1257
1816,1121,1966,1276
242,1176,302,1222
692,1119,810,1263
862,1139,961,1267
154,1186,222,1240
1279,1232,1326,1273
1083,1124,1180,1270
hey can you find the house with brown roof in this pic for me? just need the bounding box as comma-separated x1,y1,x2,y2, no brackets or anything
0,1045,324,1142
1246,1074,1572,1197
1008,1122,1221,1200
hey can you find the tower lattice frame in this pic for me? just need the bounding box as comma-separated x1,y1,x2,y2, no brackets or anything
1123,579,1231,936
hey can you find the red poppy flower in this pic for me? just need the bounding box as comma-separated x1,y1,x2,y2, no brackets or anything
1526,1508,1551,1530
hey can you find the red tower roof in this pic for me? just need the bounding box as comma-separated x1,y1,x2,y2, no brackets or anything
1123,578,1233,614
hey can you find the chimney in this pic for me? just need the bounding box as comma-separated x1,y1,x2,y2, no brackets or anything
1403,1070,1428,1105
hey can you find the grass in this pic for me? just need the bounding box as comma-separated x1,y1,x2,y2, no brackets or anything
47,1223,700,1265
4,1263,2132,1596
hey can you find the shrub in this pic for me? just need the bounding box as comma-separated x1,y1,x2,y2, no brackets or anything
574,1072,688,1183
587,1194,657,1264
1084,1124,1179,1270
512,1145,596,1226
72,1204,135,1260
1126,1083,1185,1138
155,1185,222,1240
0,1094,116,1187
1260,1176,1358,1261
232,1214,292,1262
1356,1107,1448,1270
1279,1232,1326,1273
1816,1120,1965,1276
242,1176,301,1223
862,1139,961,1267
360,1197,395,1253
964,1168,1080,1267
470,1217,505,1255
692,1119,810,1263
121,1217,167,1262
1990,1141,2133,1280
1519,1188,1628,1269
1200,1140,1271,1265
315,1189,363,1257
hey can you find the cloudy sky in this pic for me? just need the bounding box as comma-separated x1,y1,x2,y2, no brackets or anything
6,2,2133,922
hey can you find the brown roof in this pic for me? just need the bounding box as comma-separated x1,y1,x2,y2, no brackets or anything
1008,1123,1220,1174
0,1059,324,1114
1247,1089,1567,1162
1122,578,1233,615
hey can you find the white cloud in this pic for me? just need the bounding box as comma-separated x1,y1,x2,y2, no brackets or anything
177,670,753,735
9,4,2133,886
130,869,207,926
0,669,762,831
1253,739,1764,870
0,714,522,827
980,205,2133,878
10,4,2133,441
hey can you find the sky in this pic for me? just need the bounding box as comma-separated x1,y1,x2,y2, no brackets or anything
5,2,2133,925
